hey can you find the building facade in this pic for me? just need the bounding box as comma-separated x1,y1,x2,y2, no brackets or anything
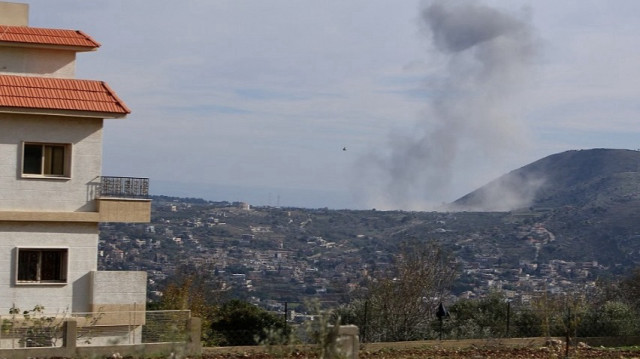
0,1,150,345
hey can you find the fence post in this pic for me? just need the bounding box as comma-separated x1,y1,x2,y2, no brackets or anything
565,306,571,358
186,317,202,356
363,300,368,343
506,300,511,338
337,325,359,359
63,319,77,351
284,301,288,344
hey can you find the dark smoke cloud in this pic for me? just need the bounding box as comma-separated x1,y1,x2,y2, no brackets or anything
426,3,523,53
354,1,536,210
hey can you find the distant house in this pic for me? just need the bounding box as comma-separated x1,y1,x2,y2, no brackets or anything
0,1,151,346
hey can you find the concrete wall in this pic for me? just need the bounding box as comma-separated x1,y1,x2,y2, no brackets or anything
0,47,76,78
0,222,98,314
0,2,28,26
0,1,77,79
97,198,152,223
0,113,103,212
90,270,147,316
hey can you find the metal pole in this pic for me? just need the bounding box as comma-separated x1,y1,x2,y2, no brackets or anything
284,301,288,343
565,306,570,358
506,301,511,337
363,300,368,343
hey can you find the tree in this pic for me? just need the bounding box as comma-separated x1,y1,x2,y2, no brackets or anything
355,240,456,342
159,276,210,316
210,300,286,346
512,307,543,338
619,268,640,311
154,266,225,346
578,301,637,337
446,292,510,339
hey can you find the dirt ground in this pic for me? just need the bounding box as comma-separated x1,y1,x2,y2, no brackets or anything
357,346,640,358
201,341,640,358
200,347,640,358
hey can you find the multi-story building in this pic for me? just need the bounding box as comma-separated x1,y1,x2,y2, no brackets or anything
0,1,151,345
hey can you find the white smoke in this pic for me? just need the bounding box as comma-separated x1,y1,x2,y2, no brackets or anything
354,0,537,210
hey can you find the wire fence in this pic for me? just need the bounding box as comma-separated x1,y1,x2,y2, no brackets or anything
0,309,191,349
5,300,638,350
355,300,640,345
201,299,640,348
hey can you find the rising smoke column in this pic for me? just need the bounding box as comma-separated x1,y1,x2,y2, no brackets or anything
355,1,536,210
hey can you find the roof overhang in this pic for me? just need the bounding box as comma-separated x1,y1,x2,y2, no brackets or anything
0,40,98,52
0,107,127,119
0,25,101,51
0,74,131,117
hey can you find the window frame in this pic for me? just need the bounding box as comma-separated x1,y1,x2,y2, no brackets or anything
15,247,69,285
21,141,72,179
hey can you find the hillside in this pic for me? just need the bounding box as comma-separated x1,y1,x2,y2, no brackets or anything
450,148,640,268
453,148,640,211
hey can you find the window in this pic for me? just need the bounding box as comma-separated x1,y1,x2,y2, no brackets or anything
22,142,71,177
16,248,68,284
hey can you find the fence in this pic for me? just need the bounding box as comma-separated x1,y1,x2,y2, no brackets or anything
0,310,200,358
355,299,640,348
207,298,640,350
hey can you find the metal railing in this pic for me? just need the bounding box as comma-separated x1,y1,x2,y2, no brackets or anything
98,176,149,199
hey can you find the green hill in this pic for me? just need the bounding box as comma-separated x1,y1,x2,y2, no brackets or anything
453,148,640,210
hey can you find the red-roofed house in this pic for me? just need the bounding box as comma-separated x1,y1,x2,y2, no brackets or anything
0,1,151,347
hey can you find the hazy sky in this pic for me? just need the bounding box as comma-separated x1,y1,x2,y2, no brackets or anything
25,1,640,209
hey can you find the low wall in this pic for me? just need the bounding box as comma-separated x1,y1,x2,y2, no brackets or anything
0,318,201,359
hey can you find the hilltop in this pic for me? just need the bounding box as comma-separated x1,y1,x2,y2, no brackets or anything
453,148,640,211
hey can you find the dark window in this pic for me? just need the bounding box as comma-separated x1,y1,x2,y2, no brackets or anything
22,143,69,177
17,249,68,283
22,144,43,174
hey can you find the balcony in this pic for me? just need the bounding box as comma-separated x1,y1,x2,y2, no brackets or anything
96,176,151,223
98,176,149,199
0,176,151,223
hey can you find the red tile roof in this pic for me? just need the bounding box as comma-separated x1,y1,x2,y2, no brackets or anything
0,75,130,116
0,25,100,49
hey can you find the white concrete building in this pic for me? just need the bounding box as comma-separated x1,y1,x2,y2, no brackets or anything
0,1,151,346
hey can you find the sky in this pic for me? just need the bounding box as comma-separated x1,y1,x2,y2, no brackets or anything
24,0,640,210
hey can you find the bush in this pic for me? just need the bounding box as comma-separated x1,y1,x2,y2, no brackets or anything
577,301,638,337
210,299,286,346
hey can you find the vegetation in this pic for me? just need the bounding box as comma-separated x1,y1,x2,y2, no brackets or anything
210,299,286,346
2,305,61,347
1,305,103,347
338,241,456,342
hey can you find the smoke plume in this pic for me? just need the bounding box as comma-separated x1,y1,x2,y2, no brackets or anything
355,1,537,210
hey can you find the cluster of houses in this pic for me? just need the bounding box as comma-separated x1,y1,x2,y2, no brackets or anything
98,199,607,307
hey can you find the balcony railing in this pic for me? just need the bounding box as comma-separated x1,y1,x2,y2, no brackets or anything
98,176,149,199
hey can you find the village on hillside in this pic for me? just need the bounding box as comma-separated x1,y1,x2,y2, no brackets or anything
99,196,611,313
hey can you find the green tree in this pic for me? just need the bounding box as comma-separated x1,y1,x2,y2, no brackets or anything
446,292,510,339
577,301,637,337
210,300,286,346
512,307,543,337
619,268,640,311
